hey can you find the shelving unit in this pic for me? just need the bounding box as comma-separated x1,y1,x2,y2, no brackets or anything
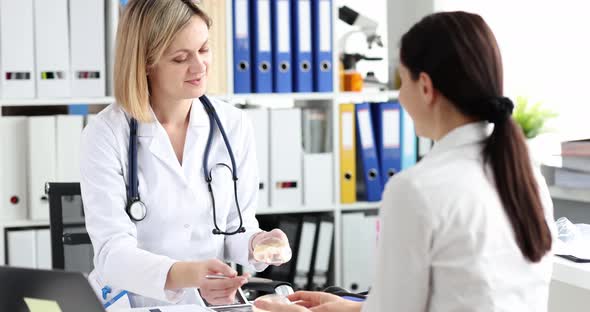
0,0,425,288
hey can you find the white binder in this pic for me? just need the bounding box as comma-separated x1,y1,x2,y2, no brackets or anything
342,212,378,292
0,117,29,220
270,108,302,208
68,0,106,97
312,220,333,289
7,230,37,268
33,0,71,98
294,219,317,289
0,0,36,98
35,229,52,269
303,153,333,206
244,109,270,210
56,115,84,182
28,116,57,220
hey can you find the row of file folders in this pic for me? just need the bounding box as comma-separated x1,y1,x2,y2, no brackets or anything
339,101,417,203
0,115,90,221
0,0,105,99
0,107,327,221
247,107,333,209
232,0,333,93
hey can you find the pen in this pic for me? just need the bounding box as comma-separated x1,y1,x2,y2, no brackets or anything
206,274,230,279
206,274,262,281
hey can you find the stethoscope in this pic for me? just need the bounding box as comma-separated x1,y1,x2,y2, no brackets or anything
126,95,246,235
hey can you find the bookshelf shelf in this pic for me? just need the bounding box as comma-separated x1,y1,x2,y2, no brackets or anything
0,219,49,228
336,90,399,103
0,97,115,107
256,206,337,215
211,90,400,104
549,186,590,203
340,202,381,212
215,92,336,102
255,202,382,215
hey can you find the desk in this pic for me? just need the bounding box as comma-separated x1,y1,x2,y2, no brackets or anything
123,305,209,311
552,256,590,290
549,256,590,312
121,260,589,312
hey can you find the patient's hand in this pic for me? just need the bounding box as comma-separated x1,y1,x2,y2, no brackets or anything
253,297,308,312
254,291,362,312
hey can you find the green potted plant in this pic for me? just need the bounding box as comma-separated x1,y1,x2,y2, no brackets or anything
512,96,558,165
512,96,558,139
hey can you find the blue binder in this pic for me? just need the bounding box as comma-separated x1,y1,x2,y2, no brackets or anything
251,0,273,93
370,101,402,189
355,102,382,202
311,0,333,92
271,0,292,93
400,106,417,169
233,0,251,93
291,0,313,92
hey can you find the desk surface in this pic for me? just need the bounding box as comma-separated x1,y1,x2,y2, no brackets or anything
119,258,590,310
552,256,590,290
124,304,210,311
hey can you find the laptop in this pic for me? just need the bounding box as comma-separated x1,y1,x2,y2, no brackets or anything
0,266,105,312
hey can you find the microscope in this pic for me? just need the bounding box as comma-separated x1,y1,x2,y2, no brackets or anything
338,6,385,91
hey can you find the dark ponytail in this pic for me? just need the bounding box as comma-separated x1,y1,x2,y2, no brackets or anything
400,11,551,262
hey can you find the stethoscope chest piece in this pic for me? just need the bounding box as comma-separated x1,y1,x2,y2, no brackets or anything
128,200,147,222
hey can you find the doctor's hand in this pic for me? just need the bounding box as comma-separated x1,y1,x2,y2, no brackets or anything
166,259,248,305
250,229,292,265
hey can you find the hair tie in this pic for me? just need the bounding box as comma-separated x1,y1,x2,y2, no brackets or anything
486,96,514,124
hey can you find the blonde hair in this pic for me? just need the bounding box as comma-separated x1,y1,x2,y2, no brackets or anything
114,0,211,122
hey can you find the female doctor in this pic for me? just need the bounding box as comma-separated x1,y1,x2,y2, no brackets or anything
255,11,555,312
80,0,290,308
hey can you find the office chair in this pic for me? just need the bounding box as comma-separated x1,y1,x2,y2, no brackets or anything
46,182,94,274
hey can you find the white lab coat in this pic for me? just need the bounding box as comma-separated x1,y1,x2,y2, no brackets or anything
80,98,266,308
363,122,556,312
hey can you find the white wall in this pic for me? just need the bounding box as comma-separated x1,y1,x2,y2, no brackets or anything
435,0,590,141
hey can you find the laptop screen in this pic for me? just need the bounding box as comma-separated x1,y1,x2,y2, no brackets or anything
0,267,105,312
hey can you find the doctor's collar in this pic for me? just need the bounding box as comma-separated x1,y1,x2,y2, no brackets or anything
123,97,217,137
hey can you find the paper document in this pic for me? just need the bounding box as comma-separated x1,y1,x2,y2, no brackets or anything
127,304,211,312
24,298,63,312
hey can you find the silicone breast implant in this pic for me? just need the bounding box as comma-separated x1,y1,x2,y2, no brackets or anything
253,237,292,264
